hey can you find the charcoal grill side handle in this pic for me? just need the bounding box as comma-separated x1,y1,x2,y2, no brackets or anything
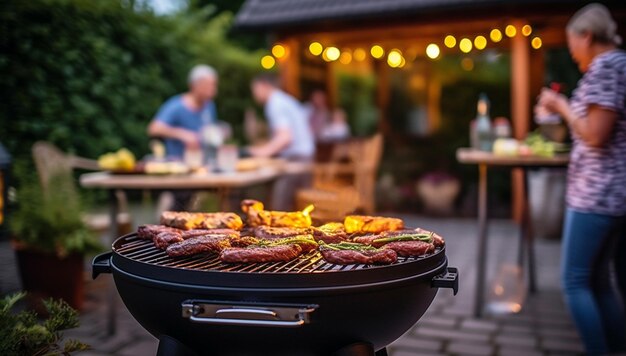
431,267,459,295
92,252,112,279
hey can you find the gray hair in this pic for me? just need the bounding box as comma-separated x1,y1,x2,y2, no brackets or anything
567,3,622,46
188,64,218,85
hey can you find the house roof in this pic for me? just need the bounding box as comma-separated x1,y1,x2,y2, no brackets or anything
233,0,583,30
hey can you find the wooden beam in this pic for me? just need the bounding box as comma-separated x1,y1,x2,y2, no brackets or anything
279,38,302,99
511,19,531,223
374,59,391,137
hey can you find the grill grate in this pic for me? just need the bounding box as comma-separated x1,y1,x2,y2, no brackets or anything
114,235,439,274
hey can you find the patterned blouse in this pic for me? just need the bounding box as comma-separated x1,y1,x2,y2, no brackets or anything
567,49,626,216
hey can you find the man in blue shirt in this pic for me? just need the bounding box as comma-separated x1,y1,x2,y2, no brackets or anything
148,65,218,158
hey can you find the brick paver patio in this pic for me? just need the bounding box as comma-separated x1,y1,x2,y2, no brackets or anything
1,214,583,355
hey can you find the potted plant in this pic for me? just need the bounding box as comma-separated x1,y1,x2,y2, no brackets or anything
10,172,101,311
0,292,90,355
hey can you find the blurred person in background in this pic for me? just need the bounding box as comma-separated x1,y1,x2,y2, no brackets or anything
147,65,222,211
148,65,220,159
247,73,314,210
304,89,350,142
319,109,350,142
536,3,626,354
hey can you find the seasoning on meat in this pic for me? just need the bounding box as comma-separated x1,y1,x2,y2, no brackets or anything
343,215,404,234
352,230,438,257
254,235,318,253
241,199,313,228
318,241,397,265
382,241,435,257
312,222,348,243
160,211,243,230
220,244,303,263
166,235,233,257
137,224,179,240
154,231,184,250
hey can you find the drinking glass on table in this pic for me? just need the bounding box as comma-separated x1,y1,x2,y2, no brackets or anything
216,144,239,172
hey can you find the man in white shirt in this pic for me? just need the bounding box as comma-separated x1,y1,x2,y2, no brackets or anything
248,74,315,210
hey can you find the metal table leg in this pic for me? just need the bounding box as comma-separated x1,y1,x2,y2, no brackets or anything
522,169,537,293
474,163,489,318
106,189,119,335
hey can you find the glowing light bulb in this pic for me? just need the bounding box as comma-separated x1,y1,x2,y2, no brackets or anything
370,45,384,59
260,55,275,69
353,48,366,61
272,44,286,58
474,36,487,50
339,50,352,64
309,42,323,56
505,25,517,38
323,46,340,62
459,38,473,53
387,49,403,67
490,29,503,43
426,43,440,59
444,35,456,48
531,37,542,49
522,25,532,37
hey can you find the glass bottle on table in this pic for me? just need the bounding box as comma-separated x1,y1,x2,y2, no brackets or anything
475,93,493,152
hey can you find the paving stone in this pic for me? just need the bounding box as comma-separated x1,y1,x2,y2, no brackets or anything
447,341,494,355
415,327,490,343
497,347,544,356
499,324,535,335
419,315,459,329
494,334,538,348
390,335,443,352
541,339,584,353
391,350,442,356
537,327,579,340
460,319,499,333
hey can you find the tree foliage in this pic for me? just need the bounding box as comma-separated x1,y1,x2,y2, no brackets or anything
0,0,264,167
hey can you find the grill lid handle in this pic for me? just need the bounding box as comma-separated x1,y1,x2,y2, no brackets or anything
182,300,317,328
431,267,459,295
92,252,112,279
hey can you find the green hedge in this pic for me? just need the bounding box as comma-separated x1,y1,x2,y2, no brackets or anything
0,0,264,166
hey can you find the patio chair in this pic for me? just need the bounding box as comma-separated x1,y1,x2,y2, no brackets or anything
296,134,383,222
31,141,131,233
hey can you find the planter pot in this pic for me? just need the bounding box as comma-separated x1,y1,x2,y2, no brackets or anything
14,244,84,311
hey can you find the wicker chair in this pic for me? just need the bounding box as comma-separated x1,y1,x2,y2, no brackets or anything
31,141,131,233
296,134,383,222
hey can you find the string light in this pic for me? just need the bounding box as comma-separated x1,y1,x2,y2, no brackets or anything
474,36,487,50
387,49,403,67
309,42,323,56
426,44,440,59
272,44,286,58
522,25,532,37
353,48,366,61
459,38,472,53
339,50,352,64
531,37,542,49
322,46,340,61
399,57,406,68
490,29,503,43
260,55,275,69
444,35,456,48
505,25,517,38
371,45,384,59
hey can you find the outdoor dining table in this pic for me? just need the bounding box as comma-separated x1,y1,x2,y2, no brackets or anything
79,159,313,335
456,148,569,318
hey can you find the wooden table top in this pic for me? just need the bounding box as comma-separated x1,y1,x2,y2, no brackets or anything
80,159,313,190
456,148,570,167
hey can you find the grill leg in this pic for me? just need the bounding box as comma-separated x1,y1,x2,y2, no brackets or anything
333,342,376,356
156,335,198,356
375,348,388,356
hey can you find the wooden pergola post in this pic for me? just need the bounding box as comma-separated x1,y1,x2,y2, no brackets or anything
279,37,301,99
510,19,531,223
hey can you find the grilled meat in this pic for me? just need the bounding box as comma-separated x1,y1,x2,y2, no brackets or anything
414,228,445,247
137,224,179,240
263,235,318,253
160,211,243,230
253,226,314,239
154,231,184,250
166,235,232,257
352,235,381,246
312,222,348,243
220,244,303,263
344,215,404,234
241,199,312,228
229,236,260,248
320,248,397,265
383,241,435,257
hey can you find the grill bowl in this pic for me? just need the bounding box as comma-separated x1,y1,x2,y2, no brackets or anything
94,233,458,355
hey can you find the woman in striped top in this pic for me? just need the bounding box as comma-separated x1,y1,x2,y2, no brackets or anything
536,3,626,354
